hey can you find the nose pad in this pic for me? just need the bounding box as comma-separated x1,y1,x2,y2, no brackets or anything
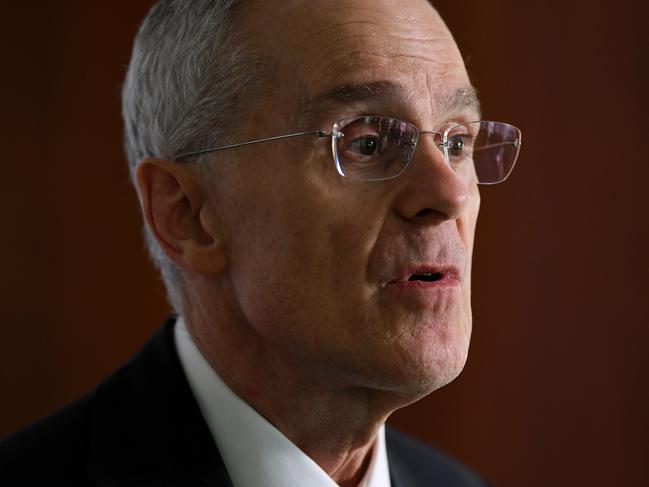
401,137,418,167
421,133,465,179
400,131,444,170
416,132,451,170
436,141,449,162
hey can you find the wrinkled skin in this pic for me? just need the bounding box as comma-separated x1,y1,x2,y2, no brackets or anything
212,0,480,396
138,0,481,484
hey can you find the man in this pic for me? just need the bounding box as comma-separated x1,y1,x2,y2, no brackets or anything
0,0,521,485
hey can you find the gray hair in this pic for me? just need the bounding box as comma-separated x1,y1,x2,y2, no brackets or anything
122,0,266,312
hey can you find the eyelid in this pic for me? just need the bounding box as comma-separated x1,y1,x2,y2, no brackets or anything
442,118,484,139
442,119,472,131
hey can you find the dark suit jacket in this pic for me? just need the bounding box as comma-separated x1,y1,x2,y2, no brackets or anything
0,317,490,486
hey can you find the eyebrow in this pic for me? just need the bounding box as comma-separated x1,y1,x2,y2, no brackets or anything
302,80,482,122
439,86,482,117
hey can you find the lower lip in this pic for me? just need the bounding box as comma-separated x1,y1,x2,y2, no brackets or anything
384,276,461,307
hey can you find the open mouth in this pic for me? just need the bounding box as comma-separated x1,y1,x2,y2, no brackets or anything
387,266,460,288
408,272,444,283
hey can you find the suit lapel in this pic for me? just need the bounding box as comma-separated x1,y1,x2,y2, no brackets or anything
86,317,233,486
386,431,418,487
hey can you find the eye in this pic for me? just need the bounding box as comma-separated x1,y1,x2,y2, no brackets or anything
334,116,419,179
347,135,379,156
448,135,465,156
447,133,475,159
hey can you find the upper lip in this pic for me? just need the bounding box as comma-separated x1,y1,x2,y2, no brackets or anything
388,265,462,284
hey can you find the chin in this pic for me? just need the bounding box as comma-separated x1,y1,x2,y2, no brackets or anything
424,344,469,392
383,318,472,398
348,342,468,404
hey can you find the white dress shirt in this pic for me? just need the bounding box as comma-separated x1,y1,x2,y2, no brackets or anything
174,316,392,487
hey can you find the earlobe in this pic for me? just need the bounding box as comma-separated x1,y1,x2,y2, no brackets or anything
134,158,228,276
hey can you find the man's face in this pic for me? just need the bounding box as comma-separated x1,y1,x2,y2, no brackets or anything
207,0,481,397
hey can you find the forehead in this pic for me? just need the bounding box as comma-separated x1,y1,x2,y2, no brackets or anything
241,0,475,122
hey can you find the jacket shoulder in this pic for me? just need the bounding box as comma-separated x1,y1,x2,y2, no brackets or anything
1,317,228,487
0,393,94,484
386,426,491,487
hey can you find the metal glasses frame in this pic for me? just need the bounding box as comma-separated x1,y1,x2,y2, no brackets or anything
173,118,522,182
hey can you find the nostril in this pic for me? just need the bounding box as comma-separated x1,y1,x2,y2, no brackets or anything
415,208,433,218
414,208,445,219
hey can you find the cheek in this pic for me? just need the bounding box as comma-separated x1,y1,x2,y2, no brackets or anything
457,184,480,270
222,169,379,341
459,185,480,334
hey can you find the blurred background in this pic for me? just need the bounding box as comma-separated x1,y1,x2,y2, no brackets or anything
1,1,647,485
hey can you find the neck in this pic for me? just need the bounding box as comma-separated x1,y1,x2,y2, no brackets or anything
180,281,409,485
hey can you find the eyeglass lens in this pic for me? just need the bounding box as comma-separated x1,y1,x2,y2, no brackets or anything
332,116,521,183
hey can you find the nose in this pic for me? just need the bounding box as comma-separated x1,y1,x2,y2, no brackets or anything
392,135,470,222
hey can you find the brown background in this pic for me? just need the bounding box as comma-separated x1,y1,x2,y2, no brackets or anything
1,1,647,485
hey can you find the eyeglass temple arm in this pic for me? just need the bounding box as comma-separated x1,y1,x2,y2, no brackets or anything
174,130,330,162
473,140,522,152
418,131,521,150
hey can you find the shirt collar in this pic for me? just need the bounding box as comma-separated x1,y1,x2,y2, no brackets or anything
174,316,391,487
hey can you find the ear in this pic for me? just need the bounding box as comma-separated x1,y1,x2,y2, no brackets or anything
134,158,228,276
